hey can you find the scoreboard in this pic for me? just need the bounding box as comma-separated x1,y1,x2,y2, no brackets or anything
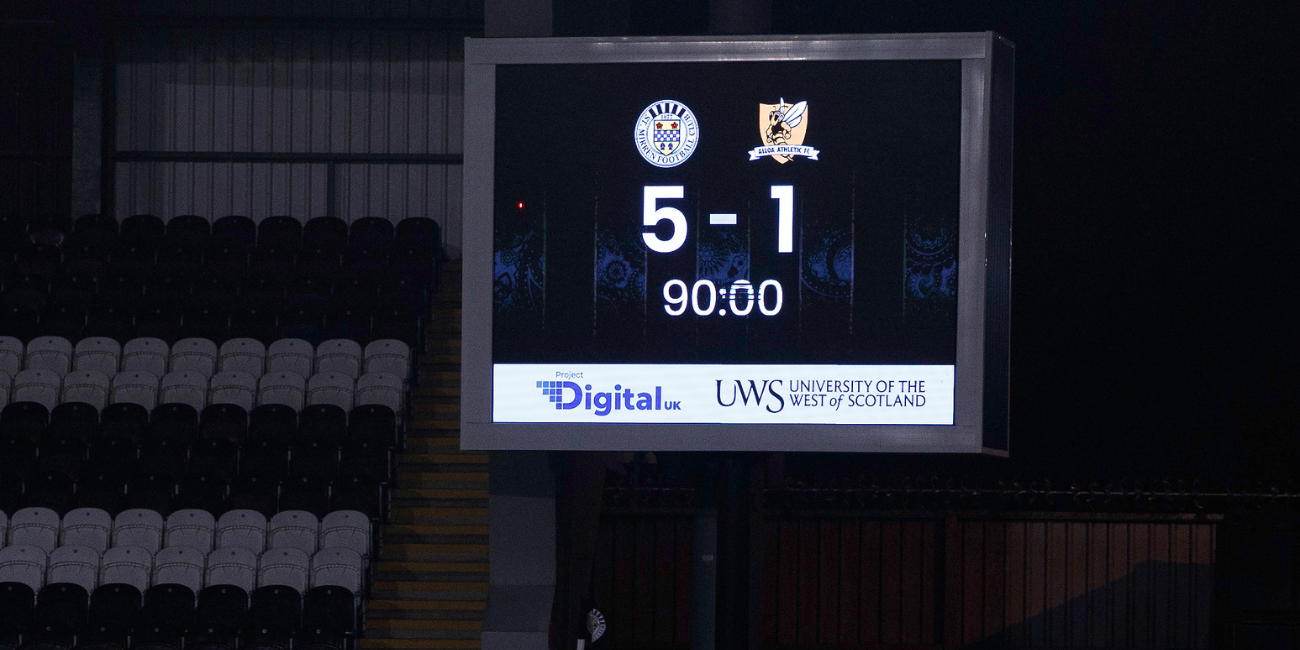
461,33,1013,453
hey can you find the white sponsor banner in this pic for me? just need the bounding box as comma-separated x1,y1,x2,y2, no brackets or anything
493,364,954,425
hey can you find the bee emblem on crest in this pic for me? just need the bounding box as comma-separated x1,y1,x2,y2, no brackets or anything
749,98,820,163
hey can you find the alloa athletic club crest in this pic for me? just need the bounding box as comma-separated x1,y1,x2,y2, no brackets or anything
635,100,699,168
748,98,820,163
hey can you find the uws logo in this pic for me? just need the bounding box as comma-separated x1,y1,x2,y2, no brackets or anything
537,380,681,416
715,379,785,413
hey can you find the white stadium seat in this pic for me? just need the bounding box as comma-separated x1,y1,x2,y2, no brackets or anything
215,510,267,554
170,337,219,377
113,509,165,554
307,372,354,411
61,369,112,410
218,338,267,379
12,369,60,411
257,547,310,592
311,547,364,593
121,337,169,377
0,336,23,378
258,371,306,411
165,509,216,553
268,510,319,555
208,370,257,411
160,370,209,412
205,546,258,593
99,545,153,592
266,338,314,379
73,337,122,376
364,339,411,381
24,336,73,377
110,370,160,410
60,507,113,553
8,507,60,552
0,544,47,591
153,546,205,592
315,339,363,379
355,371,404,421
48,545,100,592
320,510,371,558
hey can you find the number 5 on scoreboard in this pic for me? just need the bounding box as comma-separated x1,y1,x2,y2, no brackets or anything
642,186,687,253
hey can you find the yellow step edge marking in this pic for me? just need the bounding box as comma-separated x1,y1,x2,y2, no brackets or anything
385,543,488,554
394,489,489,499
367,619,483,631
377,561,489,572
359,639,480,649
371,581,488,591
368,600,487,611
383,525,489,535
390,507,488,517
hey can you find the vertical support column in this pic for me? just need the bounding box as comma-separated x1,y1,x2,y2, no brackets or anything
483,451,557,650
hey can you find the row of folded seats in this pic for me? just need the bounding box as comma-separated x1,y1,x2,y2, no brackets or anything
1,213,441,348
1,337,411,384
0,508,370,650
1,399,394,519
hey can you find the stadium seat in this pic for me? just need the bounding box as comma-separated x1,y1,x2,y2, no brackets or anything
302,584,356,638
299,404,347,444
349,217,394,253
24,337,73,377
245,584,301,649
195,583,249,640
319,511,371,559
354,372,403,422
278,476,329,518
204,547,257,594
98,546,152,593
159,371,208,412
0,545,47,591
47,545,99,593
199,403,248,443
215,510,267,554
100,402,148,444
166,215,210,248
213,216,257,253
224,476,278,519
8,508,59,553
0,371,12,410
328,477,382,521
21,473,73,514
265,339,314,379
70,471,125,515
0,581,34,649
363,339,411,381
257,216,302,253
112,509,164,554
313,340,362,379
208,371,257,412
46,402,98,444
134,304,183,345
41,303,88,342
257,371,306,411
0,337,22,378
309,548,363,594
305,373,353,412
152,546,205,593
36,435,87,482
119,214,165,248
170,338,219,378
109,370,159,411
145,402,196,444
218,338,266,379
85,582,141,640
248,404,296,443
303,217,347,256
59,508,112,553
267,511,318,555
29,581,90,644
120,473,175,515
121,338,169,378
61,370,111,411
171,474,229,513
72,338,121,377
138,582,196,640
164,510,216,554
12,370,60,411
256,548,309,593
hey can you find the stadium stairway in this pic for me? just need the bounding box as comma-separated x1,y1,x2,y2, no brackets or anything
362,259,489,650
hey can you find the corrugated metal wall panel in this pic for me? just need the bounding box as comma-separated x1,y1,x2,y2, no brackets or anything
111,22,465,252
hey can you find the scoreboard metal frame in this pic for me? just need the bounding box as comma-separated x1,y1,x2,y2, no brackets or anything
460,33,1014,453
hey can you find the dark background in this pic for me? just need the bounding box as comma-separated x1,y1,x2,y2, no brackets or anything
561,1,1300,479
493,60,961,366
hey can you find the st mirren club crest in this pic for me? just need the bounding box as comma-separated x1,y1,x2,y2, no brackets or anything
748,98,820,163
635,100,699,168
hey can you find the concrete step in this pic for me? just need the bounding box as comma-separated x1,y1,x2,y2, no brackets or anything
408,419,461,431
388,507,488,526
359,638,479,649
401,452,487,464
398,472,487,489
393,488,488,500
402,438,463,452
380,543,488,562
370,581,488,601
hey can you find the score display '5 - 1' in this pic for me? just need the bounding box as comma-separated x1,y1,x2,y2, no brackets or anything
643,184,793,317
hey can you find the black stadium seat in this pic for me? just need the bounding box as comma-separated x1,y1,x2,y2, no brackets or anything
165,214,210,248
87,584,141,639
120,214,166,249
226,474,278,517
258,216,302,253
349,216,394,254
303,217,347,256
0,582,36,649
195,584,248,635
249,404,297,442
302,585,356,635
212,215,257,253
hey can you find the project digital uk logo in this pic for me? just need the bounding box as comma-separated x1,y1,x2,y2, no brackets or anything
537,380,681,416
634,100,699,168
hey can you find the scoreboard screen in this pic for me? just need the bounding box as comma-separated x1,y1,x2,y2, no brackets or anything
462,34,1013,452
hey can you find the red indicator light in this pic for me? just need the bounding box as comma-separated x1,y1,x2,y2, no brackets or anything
517,202,525,209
